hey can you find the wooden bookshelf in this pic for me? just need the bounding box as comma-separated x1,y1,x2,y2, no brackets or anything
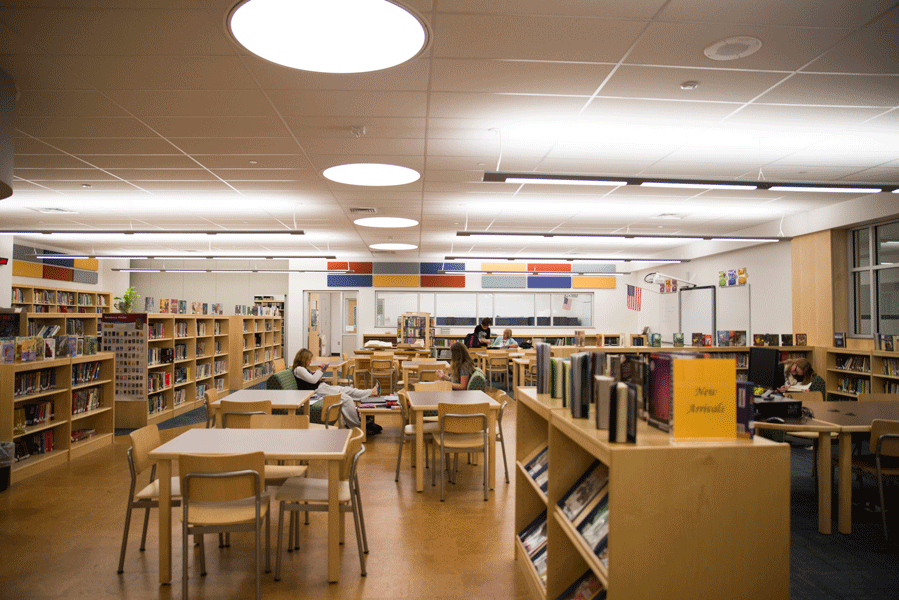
12,284,111,315
396,312,433,347
872,350,899,394
213,317,230,394
825,347,872,400
515,388,790,600
0,352,115,483
227,316,282,390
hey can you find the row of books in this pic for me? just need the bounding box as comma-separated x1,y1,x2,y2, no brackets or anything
835,355,870,372
14,430,54,461
14,368,57,397
836,376,870,394
1,335,100,363
173,366,191,384
148,371,173,393
72,387,102,414
235,304,278,316
875,334,899,352
148,392,166,414
149,298,226,315
71,428,97,443
148,346,175,365
173,388,186,406
72,360,103,384
16,400,54,428
519,511,548,584
523,446,549,494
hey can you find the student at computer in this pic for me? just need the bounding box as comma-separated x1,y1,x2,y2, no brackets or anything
489,328,518,348
776,357,826,395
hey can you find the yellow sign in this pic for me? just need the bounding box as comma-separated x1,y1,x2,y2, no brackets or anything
672,358,736,439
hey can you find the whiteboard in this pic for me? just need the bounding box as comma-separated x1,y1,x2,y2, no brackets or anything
679,286,716,338
658,291,680,343
716,284,751,338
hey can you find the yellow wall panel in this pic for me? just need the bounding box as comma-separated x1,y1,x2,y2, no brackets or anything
73,258,99,271
482,262,526,272
573,276,616,289
373,275,419,287
12,260,43,278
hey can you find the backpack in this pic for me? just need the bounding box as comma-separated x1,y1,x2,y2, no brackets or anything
464,332,481,348
467,368,487,391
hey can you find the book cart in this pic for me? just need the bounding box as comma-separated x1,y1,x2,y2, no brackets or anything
515,387,789,600
227,315,282,389
0,352,115,483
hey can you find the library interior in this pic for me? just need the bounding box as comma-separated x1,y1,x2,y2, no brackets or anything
1,2,898,599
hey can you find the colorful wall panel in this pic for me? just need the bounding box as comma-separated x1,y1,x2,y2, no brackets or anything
373,262,418,275
482,262,526,272
12,244,99,284
372,275,418,287
421,275,465,288
573,276,616,289
528,263,570,272
482,275,527,288
12,260,42,278
43,264,74,281
571,263,616,273
528,275,571,288
327,274,373,287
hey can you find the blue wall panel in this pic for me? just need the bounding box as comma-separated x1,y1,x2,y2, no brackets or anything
327,274,373,287
527,275,571,288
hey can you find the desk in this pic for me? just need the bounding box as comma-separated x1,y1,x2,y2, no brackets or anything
150,427,351,584
213,388,314,418
755,399,899,535
406,390,500,493
311,359,345,385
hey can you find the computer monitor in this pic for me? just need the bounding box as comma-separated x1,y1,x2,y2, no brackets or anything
748,347,785,390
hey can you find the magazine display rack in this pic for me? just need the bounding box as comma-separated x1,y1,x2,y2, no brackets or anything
516,387,789,600
0,352,114,483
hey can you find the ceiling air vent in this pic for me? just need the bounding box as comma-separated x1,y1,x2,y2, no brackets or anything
369,250,395,256
349,207,377,214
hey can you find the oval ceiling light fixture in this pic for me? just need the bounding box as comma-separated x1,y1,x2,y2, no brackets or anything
704,36,762,61
324,163,420,186
228,0,428,73
370,242,417,250
354,217,419,228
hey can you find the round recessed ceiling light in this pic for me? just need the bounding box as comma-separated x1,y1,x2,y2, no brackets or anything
704,36,762,61
228,0,428,73
354,217,419,228
323,163,420,186
370,242,417,250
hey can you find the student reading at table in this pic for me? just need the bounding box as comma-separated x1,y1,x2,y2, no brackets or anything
292,348,379,427
473,318,492,345
435,342,476,390
489,328,518,348
776,357,826,395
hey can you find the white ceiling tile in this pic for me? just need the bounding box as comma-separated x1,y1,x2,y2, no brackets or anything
579,97,740,123
625,22,848,70
192,155,310,170
15,89,130,117
601,65,789,102
806,27,899,74
657,0,896,28
16,116,155,137
757,73,899,106
0,54,93,90
268,90,429,118
724,104,889,127
431,59,614,95
40,137,179,155
82,155,203,169
104,90,278,118
59,56,259,90
14,168,118,181
174,138,304,155
284,117,427,140
300,138,426,156
428,92,586,120
108,169,218,181
244,56,431,91
14,154,97,169
141,117,291,138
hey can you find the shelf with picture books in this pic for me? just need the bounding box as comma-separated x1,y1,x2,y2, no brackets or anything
825,347,872,400
0,352,115,483
515,387,789,600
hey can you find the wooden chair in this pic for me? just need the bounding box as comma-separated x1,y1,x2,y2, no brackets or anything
322,394,344,428
179,451,270,600
223,412,309,487
431,402,490,501
849,419,899,540
117,424,182,573
274,428,369,579
272,357,287,372
414,381,453,392
417,367,440,383
219,399,272,429
524,359,537,386
203,389,218,428
370,357,396,395
337,353,354,386
354,356,370,389
394,391,437,481
486,388,511,484
485,352,509,389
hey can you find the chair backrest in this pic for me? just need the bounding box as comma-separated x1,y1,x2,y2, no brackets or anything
397,390,411,424
415,381,453,391
220,399,272,428
342,427,365,480
370,358,393,373
372,350,394,358
870,419,899,457
129,424,162,475
355,357,370,371
272,357,287,372
267,370,298,390
857,393,897,402
322,394,344,428
179,451,265,503
248,413,310,429
203,389,218,428
438,402,489,434
417,368,439,382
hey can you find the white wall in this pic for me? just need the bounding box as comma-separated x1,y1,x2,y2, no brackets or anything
0,235,12,308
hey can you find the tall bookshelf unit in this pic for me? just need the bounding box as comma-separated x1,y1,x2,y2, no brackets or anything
0,352,115,483
228,316,282,390
872,350,899,394
253,294,285,354
397,312,434,347
515,388,790,600
12,284,111,314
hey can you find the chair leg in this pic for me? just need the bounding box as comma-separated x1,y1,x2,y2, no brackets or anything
182,521,189,600
499,434,509,484
199,534,207,576
395,435,405,482
255,519,261,600
877,459,889,541
275,502,285,581
265,509,271,574
286,511,294,553
483,445,489,501
117,500,135,573
354,475,369,554
139,504,151,551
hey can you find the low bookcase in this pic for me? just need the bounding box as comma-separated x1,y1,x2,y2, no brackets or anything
515,387,789,600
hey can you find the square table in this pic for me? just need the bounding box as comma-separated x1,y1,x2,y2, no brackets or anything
311,359,346,385
400,360,447,389
212,388,314,418
149,427,352,584
406,390,501,493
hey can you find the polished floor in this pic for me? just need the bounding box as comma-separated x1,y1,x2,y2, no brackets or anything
0,404,531,600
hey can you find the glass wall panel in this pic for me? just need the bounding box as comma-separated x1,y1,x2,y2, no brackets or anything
435,293,477,326
375,292,418,327
551,293,593,327
853,271,872,335
535,294,551,327
876,222,899,266
877,268,899,335
854,228,870,267
495,293,535,327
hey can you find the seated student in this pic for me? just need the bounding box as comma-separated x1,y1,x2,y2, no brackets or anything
489,328,518,348
473,317,493,346
435,342,476,390
292,348,379,428
776,357,826,395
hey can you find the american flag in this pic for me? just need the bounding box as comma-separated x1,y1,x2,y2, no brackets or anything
626,285,642,311
562,295,572,310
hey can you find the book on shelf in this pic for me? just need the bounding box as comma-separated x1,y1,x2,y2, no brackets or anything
160,298,169,313
691,333,703,346
1,339,14,363
144,297,155,312
729,330,746,346
523,445,549,493
558,460,609,523
532,545,548,584
702,334,713,347
609,381,638,443
576,486,610,560
555,570,606,600
717,330,730,347
795,333,807,346
672,332,685,347
649,332,661,347
781,334,793,347
178,300,187,314
594,374,614,430
736,380,754,439
519,510,548,557
833,332,846,348
765,333,778,346
753,333,766,346
44,339,55,360
191,301,200,314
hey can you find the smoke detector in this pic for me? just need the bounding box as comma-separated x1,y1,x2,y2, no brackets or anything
704,36,762,61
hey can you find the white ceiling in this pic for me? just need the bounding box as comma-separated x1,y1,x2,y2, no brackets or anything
1,0,898,263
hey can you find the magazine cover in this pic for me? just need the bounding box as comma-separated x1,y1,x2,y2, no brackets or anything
795,333,807,346
672,333,685,347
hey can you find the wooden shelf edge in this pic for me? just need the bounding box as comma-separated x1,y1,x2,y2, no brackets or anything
551,507,609,589
514,538,547,600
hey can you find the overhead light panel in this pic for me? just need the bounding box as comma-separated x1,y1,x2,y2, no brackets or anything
370,243,417,250
766,185,882,194
323,163,420,186
228,0,428,73
354,217,419,228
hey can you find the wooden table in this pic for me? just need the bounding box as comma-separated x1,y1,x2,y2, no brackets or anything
511,357,531,393
149,427,352,584
400,360,447,389
212,388,314,418
406,390,501,493
310,359,346,385
755,399,899,535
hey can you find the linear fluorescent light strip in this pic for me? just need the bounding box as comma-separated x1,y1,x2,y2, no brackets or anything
115,268,353,274
640,182,758,190
6,229,304,236
33,254,336,260
505,177,627,186
766,185,882,193
455,231,778,243
443,256,686,263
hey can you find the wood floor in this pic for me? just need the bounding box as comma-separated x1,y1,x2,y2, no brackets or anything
0,401,532,600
